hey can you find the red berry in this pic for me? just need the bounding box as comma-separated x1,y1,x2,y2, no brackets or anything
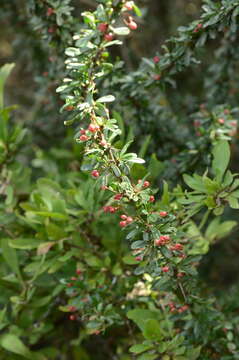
135,256,142,261
162,266,170,273
159,211,168,217
128,21,137,30
119,221,127,228
174,243,183,251
68,306,77,312
218,118,225,124
98,23,108,33
104,33,114,41
71,277,77,281
160,235,170,242
47,8,54,16
181,305,189,312
155,238,163,246
69,315,76,321
153,74,161,81
120,214,127,220
109,206,116,213
124,1,134,11
48,27,55,33
66,105,74,111
76,269,82,275
79,135,89,141
100,140,107,147
126,216,133,223
114,193,123,200
80,129,86,135
88,124,99,133
149,195,155,203
143,181,150,188
67,283,73,287
91,170,100,178
153,56,160,64
177,272,185,278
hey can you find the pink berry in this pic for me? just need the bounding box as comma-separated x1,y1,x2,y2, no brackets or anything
126,216,133,223
114,193,123,200
104,33,114,41
47,8,54,16
101,185,108,190
153,56,160,64
149,195,155,203
109,206,116,213
98,23,108,33
69,315,76,320
177,272,185,278
218,118,225,124
120,214,127,220
119,221,127,228
76,269,82,275
160,235,170,242
128,21,137,30
91,170,100,178
162,266,170,273
68,306,77,312
124,1,134,11
153,74,161,81
143,181,150,188
80,129,86,135
100,140,107,147
79,135,88,141
88,124,99,133
135,256,142,261
155,238,163,246
71,277,77,281
159,211,168,217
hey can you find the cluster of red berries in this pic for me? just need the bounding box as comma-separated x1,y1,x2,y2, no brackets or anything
193,23,203,33
155,235,171,246
103,206,118,213
168,302,189,314
119,214,133,227
138,179,150,188
170,243,184,251
79,123,100,142
97,23,114,41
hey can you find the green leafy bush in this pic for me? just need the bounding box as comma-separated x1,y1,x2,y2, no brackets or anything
1,1,239,359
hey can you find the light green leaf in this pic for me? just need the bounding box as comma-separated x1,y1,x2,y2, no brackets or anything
0,63,15,109
0,333,32,359
97,95,115,103
212,140,230,181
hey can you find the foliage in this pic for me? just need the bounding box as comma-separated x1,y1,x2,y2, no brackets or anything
1,0,239,359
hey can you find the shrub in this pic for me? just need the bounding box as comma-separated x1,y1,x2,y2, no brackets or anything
0,1,239,359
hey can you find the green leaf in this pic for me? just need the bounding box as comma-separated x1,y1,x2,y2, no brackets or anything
0,239,21,278
212,141,230,181
0,63,15,109
129,344,154,354
97,95,115,103
0,334,32,359
133,4,142,17
9,238,43,250
183,174,205,192
143,319,163,341
112,27,130,36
